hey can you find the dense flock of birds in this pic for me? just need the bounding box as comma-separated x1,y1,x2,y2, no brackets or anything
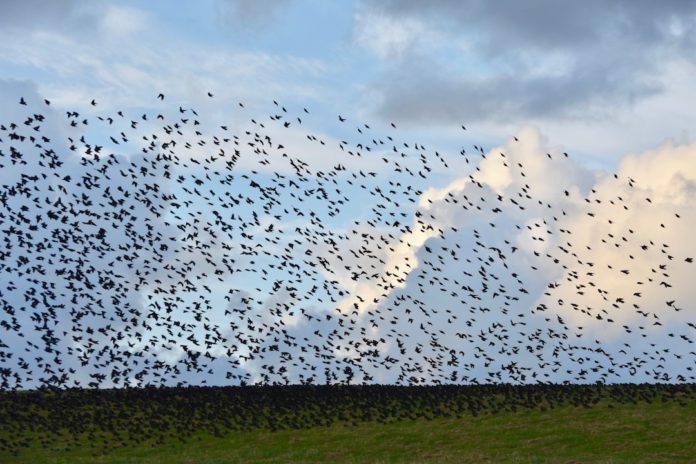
2,383,694,455
0,92,694,391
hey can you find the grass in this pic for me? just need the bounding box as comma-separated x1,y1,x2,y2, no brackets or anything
2,385,696,463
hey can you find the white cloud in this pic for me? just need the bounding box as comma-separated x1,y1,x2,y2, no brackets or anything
352,8,438,59
541,139,696,334
100,5,149,38
340,127,696,382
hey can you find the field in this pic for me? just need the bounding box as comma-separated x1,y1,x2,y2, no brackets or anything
2,385,695,463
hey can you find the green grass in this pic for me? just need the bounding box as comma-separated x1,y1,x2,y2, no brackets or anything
2,386,696,463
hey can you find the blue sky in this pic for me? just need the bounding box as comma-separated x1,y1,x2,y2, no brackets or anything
1,1,696,387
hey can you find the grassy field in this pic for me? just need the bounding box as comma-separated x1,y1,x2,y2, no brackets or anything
2,385,696,463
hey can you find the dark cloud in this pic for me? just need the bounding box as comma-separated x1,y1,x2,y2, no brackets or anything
366,0,696,53
358,0,696,125
0,0,93,28
376,52,662,125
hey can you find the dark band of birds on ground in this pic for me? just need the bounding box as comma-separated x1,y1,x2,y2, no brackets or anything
2,383,696,457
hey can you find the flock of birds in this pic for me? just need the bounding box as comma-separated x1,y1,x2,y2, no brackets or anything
3,383,694,454
0,91,694,391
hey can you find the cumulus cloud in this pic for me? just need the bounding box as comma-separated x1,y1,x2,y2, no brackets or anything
542,140,696,331
344,127,696,383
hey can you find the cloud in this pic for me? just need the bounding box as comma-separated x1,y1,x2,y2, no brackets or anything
363,0,696,53
349,127,696,383
0,0,86,25
355,0,696,125
542,140,696,333
374,57,661,125
0,2,329,114
0,0,106,36
215,0,294,27
352,9,436,59
100,5,149,38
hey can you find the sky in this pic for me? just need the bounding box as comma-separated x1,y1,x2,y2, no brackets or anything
1,0,695,387
4,0,696,158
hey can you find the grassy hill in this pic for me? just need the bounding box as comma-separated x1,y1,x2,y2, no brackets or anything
2,384,695,463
